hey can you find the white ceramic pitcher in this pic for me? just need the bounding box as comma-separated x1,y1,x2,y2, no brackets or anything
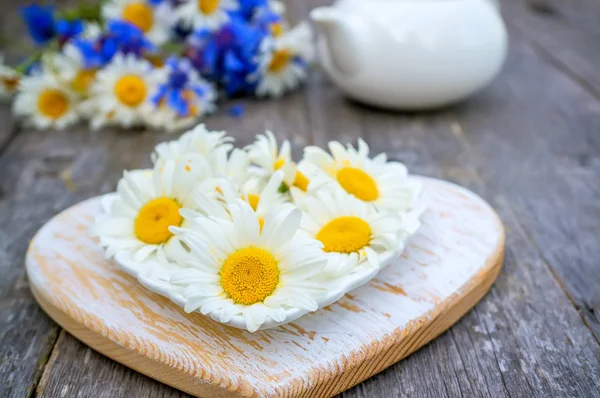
310,0,508,109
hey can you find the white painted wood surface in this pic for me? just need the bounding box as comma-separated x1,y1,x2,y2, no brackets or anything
25,177,504,397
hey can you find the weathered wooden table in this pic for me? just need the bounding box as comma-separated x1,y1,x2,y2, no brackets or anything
1,0,599,396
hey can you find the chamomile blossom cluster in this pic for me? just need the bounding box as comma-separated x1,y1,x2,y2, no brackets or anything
5,1,313,131
94,125,424,331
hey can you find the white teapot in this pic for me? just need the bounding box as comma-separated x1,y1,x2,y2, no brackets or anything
310,0,508,109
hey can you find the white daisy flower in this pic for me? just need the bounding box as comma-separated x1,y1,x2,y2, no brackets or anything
45,44,97,96
13,71,79,130
93,153,212,270
83,53,165,130
209,145,250,185
246,130,310,192
252,22,314,98
102,0,174,45
300,188,405,279
304,138,422,213
0,55,20,100
168,199,327,332
175,0,239,31
217,171,290,228
152,124,234,165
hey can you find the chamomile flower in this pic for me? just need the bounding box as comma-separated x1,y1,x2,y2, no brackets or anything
83,53,164,129
246,130,309,192
209,145,250,184
13,71,79,129
46,44,97,96
175,0,239,31
300,188,405,279
0,56,20,100
168,199,327,332
251,22,313,98
152,124,234,165
102,0,174,45
304,138,422,213
93,154,211,269
218,171,290,228
253,5,286,37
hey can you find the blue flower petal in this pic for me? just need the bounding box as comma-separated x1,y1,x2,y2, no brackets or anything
228,104,245,117
151,84,169,105
167,89,189,116
20,4,56,45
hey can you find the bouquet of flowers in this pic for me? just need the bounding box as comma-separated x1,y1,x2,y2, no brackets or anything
93,125,425,331
2,1,313,131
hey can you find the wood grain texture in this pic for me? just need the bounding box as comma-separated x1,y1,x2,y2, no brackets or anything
502,0,600,96
26,178,505,398
448,37,600,341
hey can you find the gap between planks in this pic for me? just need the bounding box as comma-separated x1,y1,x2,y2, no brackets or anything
32,330,65,398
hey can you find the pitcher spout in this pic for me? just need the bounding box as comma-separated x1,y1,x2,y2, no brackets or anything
310,7,364,76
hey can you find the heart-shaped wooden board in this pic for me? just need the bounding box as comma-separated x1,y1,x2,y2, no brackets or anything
26,177,504,398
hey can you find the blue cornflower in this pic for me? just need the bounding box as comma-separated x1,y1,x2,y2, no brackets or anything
55,19,84,43
73,21,155,68
106,21,155,56
187,16,265,96
152,57,213,117
20,4,56,45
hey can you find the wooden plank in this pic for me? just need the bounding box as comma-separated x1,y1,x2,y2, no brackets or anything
0,126,159,398
36,331,189,398
305,45,600,398
502,0,600,96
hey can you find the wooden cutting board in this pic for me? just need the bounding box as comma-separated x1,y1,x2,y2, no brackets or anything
26,177,504,398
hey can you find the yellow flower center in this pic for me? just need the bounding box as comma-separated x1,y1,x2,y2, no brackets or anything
336,167,379,201
247,193,260,211
220,247,279,305
134,198,183,244
122,3,154,32
114,75,147,107
293,170,309,191
273,157,285,170
270,22,284,37
2,76,19,91
37,89,69,119
198,0,220,14
316,216,371,253
268,49,291,73
71,69,96,94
